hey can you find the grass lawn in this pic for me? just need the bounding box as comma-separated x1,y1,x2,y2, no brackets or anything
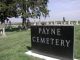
0,30,41,60
0,25,80,60
74,25,80,59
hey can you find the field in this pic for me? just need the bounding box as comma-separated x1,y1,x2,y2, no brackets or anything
0,25,80,60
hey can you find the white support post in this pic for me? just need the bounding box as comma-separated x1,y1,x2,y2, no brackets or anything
68,21,70,25
61,21,63,25
76,21,79,25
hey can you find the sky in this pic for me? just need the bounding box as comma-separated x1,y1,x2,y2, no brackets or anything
48,0,80,20
10,0,80,23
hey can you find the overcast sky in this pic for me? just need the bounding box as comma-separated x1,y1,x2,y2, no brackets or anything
48,0,80,20
10,0,80,23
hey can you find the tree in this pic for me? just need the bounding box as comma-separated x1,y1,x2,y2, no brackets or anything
0,0,18,24
0,0,18,36
0,0,49,29
16,0,49,29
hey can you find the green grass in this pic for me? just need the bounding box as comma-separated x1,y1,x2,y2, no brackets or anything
0,25,80,60
0,30,41,60
74,25,80,59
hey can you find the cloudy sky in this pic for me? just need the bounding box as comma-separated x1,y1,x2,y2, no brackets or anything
48,0,80,20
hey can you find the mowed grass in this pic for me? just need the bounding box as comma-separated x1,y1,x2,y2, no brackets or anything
0,30,41,60
0,25,80,60
74,25,80,59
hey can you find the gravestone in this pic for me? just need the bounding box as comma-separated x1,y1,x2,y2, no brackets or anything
0,23,6,36
31,26,74,60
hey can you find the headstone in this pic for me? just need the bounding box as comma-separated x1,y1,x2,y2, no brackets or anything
31,26,74,60
0,23,6,37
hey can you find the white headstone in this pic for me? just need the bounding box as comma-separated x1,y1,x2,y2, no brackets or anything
0,23,6,37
